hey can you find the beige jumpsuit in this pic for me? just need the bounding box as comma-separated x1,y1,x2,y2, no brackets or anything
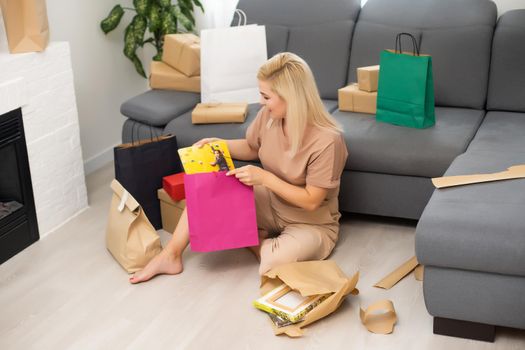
245,107,348,275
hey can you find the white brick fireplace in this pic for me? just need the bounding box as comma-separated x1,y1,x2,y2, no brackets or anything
0,41,88,238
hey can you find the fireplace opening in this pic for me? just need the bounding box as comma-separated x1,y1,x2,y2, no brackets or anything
0,108,39,264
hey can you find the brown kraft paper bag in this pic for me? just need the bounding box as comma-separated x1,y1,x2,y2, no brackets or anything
106,179,162,273
260,260,359,337
0,0,49,53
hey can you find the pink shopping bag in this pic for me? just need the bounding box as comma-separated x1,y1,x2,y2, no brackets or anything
184,171,259,252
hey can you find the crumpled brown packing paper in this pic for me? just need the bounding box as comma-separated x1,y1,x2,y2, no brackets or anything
360,299,397,334
260,260,359,337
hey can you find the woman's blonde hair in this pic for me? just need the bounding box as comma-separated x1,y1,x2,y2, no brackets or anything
257,52,343,155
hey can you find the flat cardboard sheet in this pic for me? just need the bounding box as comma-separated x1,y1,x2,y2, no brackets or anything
374,256,418,289
357,65,380,92
149,61,201,92
360,300,397,334
338,83,377,114
432,165,525,188
260,260,359,337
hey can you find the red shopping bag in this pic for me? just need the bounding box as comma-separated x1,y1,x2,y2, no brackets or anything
184,171,259,252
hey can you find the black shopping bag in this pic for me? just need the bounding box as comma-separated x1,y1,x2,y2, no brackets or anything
114,133,182,230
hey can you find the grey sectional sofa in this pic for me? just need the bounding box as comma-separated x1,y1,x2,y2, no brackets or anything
119,0,525,341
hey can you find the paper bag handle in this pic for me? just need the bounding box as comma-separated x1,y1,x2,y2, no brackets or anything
395,32,420,56
130,122,160,146
233,9,248,26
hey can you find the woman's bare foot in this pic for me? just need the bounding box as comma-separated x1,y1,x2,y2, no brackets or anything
129,250,183,284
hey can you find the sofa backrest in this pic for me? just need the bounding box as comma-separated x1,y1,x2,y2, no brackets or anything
348,0,496,110
487,10,525,113
236,0,361,100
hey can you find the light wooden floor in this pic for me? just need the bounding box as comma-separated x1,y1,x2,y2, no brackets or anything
1,163,524,350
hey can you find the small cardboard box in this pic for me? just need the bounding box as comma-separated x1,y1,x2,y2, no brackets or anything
149,61,200,93
192,102,248,124
157,189,186,233
338,83,377,114
162,33,200,77
357,65,380,92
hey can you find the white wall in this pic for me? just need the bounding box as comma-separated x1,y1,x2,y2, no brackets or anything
46,0,150,174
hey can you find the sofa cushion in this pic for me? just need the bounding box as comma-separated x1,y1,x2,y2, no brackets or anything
348,0,496,109
466,111,525,154
331,107,485,178
120,90,200,127
487,10,525,112
237,0,361,100
323,99,338,113
416,151,525,277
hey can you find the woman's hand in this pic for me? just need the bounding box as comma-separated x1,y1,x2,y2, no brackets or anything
226,165,270,186
193,137,222,148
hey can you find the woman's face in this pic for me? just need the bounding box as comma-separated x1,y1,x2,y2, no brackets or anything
258,80,287,119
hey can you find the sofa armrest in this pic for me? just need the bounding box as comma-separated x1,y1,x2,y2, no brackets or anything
120,89,200,127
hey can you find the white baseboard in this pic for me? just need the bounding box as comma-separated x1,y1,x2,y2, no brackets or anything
83,144,117,175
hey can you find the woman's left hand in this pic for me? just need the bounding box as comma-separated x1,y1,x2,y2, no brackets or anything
226,165,269,186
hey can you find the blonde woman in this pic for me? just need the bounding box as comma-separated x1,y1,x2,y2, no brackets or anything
130,52,348,283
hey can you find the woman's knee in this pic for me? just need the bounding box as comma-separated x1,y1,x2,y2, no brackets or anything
257,237,300,275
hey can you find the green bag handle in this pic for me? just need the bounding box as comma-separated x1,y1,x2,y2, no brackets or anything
395,32,420,56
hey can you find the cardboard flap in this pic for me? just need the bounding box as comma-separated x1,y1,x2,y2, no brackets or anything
374,256,418,289
432,164,525,188
110,179,140,212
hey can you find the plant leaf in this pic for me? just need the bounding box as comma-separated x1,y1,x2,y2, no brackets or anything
179,5,195,24
172,5,193,31
133,0,150,17
123,23,146,78
192,0,204,12
153,52,163,61
100,5,125,34
161,10,177,35
132,15,147,47
158,0,171,8
148,2,162,33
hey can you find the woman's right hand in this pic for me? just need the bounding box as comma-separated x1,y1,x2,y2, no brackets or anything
193,137,222,148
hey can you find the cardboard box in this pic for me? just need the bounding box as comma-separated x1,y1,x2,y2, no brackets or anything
357,65,380,92
157,189,186,233
338,83,377,114
163,172,185,201
162,33,200,77
192,102,248,124
149,61,200,92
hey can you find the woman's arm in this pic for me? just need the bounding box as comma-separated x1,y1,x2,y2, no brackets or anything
193,138,258,161
227,165,327,211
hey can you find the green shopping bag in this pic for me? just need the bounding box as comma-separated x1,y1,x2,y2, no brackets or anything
376,33,435,128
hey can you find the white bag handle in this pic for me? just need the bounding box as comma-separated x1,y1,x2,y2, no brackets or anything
118,190,129,212
234,9,247,26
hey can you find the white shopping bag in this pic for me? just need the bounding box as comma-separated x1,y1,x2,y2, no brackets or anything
201,10,267,103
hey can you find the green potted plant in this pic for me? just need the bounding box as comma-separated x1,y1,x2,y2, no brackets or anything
100,0,204,78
